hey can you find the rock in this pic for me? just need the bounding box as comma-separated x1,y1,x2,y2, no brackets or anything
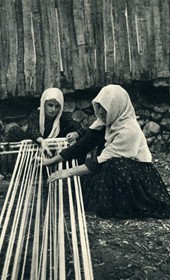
151,112,162,122
162,131,170,141
143,102,155,109
0,174,4,181
76,99,92,109
136,109,150,119
147,137,155,145
157,134,162,140
72,110,87,122
160,118,170,131
143,121,160,137
164,108,170,118
63,100,76,112
137,119,145,128
153,104,169,114
151,138,162,152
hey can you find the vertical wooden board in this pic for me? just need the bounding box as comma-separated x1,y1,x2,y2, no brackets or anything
91,0,105,86
15,0,25,96
0,0,8,98
144,0,156,79
102,0,115,84
5,0,18,97
46,0,61,88
159,0,170,78
152,0,165,78
38,0,51,89
32,0,44,96
72,0,95,89
56,0,74,90
22,0,36,95
126,0,141,80
39,0,60,90
83,0,96,87
71,0,86,89
112,0,130,82
135,0,149,80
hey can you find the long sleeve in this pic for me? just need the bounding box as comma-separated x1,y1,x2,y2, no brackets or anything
60,128,105,161
59,112,86,138
26,110,42,142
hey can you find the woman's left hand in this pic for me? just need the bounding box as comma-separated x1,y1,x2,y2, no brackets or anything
66,132,79,144
48,169,70,183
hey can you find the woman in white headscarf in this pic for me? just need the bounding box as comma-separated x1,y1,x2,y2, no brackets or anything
43,85,170,219
5,88,85,156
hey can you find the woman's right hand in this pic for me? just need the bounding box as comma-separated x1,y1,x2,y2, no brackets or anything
40,139,52,157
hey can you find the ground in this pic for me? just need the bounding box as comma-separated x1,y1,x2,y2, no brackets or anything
0,152,170,279
86,152,170,280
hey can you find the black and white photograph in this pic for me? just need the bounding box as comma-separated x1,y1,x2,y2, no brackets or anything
0,0,170,279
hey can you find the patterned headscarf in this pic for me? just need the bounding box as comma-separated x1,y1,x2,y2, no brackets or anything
39,88,64,138
90,85,152,163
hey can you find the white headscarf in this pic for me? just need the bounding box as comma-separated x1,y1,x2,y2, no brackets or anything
39,88,64,138
90,85,152,163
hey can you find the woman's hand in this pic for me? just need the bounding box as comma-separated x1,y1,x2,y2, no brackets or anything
66,132,79,144
47,169,71,183
40,139,52,157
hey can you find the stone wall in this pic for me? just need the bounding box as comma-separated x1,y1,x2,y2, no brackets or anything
64,97,170,153
0,96,170,153
136,103,170,152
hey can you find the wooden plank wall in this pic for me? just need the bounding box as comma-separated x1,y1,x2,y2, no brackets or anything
0,0,169,98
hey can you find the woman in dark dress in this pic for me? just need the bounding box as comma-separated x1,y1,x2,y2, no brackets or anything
5,88,85,156
42,84,170,219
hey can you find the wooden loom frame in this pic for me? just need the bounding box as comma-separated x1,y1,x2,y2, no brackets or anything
0,139,94,280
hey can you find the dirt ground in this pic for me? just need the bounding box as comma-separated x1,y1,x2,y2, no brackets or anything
0,152,170,280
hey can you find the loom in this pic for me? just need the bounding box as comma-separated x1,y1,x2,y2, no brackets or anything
0,139,94,280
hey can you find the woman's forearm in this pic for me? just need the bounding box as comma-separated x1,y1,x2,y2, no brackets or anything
69,164,92,176
47,164,93,183
43,153,65,166
51,154,65,164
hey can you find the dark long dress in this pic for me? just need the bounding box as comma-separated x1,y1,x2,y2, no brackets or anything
60,128,170,219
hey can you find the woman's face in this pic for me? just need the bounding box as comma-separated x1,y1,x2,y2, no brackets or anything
45,99,60,119
97,104,107,123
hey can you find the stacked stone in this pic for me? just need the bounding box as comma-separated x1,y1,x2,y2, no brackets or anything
64,98,96,129
136,103,170,152
64,98,170,153
1,98,169,153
